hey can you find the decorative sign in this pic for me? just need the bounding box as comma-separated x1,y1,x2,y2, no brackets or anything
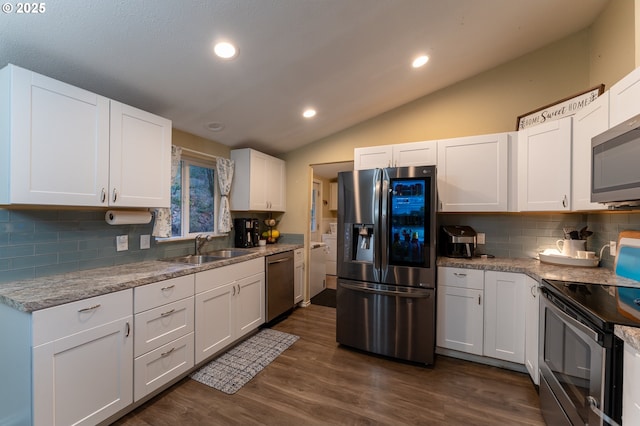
516,84,605,130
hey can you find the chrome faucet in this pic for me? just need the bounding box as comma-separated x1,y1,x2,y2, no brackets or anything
195,234,214,255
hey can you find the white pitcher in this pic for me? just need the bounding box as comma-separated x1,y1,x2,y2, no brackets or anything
556,239,586,257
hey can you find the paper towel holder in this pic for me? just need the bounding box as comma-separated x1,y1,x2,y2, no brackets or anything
105,210,152,225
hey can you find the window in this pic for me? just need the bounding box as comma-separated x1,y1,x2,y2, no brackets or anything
171,157,218,238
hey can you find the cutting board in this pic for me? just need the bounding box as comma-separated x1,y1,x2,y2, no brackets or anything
615,230,640,281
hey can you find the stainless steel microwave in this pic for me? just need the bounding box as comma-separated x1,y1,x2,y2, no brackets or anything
592,113,640,207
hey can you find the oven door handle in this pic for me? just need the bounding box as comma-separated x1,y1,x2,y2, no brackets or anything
587,396,621,426
542,294,600,342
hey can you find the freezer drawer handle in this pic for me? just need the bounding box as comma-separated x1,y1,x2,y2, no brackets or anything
340,282,431,298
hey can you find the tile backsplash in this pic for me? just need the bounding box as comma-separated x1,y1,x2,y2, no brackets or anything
438,211,640,270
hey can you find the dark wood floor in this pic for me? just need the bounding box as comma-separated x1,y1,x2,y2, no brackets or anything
113,305,545,425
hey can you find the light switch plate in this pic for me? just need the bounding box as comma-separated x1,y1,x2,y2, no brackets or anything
116,235,129,252
140,234,150,250
477,233,486,245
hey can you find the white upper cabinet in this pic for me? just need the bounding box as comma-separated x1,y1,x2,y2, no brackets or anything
230,148,286,211
0,64,172,208
354,145,393,170
0,64,110,206
109,101,171,208
354,140,437,170
518,116,572,211
437,132,514,212
572,92,609,211
610,66,640,127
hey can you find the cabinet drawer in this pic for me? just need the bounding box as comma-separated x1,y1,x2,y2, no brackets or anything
134,274,194,313
134,296,194,357
196,257,264,293
133,332,194,402
438,267,484,289
33,289,132,347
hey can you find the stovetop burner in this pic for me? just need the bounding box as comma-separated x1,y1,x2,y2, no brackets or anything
542,279,640,330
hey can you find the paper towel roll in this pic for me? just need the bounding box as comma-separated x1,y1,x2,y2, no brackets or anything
105,210,152,225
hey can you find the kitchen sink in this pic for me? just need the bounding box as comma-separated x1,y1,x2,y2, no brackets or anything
205,249,251,258
161,254,225,265
162,249,251,265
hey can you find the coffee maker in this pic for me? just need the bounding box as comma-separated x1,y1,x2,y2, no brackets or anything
234,218,260,248
440,225,477,258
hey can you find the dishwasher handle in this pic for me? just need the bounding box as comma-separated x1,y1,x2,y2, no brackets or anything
267,257,290,265
340,281,432,298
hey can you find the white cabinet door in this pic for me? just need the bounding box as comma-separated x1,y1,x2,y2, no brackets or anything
610,66,640,127
438,133,511,212
194,283,234,364
235,272,265,338
436,285,484,355
1,64,110,206
33,316,133,426
524,275,539,385
109,101,172,208
572,93,608,211
518,116,572,211
392,140,437,167
623,343,640,425
266,156,286,211
329,182,338,211
294,248,304,304
483,271,526,364
354,145,393,170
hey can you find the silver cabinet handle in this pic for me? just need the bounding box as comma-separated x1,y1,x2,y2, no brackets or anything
161,347,175,358
478,294,481,305
160,309,175,317
237,284,241,294
112,188,118,203
531,285,537,298
78,304,101,313
454,272,467,277
232,285,236,296
100,188,106,203
562,195,568,208
161,284,175,291
125,321,130,337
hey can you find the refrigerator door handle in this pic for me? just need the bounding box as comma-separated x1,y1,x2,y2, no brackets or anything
340,281,432,298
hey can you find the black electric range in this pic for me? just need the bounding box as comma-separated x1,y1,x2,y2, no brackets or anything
542,279,640,332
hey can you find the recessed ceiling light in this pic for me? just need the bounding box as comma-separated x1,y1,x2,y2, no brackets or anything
412,55,429,68
205,121,225,132
302,108,317,118
214,41,238,59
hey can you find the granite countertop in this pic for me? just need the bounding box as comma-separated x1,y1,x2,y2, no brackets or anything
0,244,302,313
438,256,640,351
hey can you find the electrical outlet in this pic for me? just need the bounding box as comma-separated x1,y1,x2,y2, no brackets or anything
140,234,151,250
477,233,486,245
610,241,617,257
116,235,129,252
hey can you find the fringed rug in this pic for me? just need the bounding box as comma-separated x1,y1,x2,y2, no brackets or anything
190,328,299,394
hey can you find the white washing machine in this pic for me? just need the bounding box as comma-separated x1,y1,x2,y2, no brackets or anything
321,233,337,275
309,242,327,298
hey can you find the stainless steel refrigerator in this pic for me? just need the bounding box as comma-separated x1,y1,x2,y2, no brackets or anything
336,166,437,364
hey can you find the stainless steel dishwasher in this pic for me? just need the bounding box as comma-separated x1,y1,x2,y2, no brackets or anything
265,251,295,322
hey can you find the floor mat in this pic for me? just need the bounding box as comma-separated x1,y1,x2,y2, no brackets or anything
311,288,336,308
190,328,299,394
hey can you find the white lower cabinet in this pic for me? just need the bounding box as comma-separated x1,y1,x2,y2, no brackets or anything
437,267,530,368
624,343,640,426
133,275,195,402
524,275,540,385
32,290,133,426
294,248,304,304
436,267,484,355
483,271,525,364
195,257,265,364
